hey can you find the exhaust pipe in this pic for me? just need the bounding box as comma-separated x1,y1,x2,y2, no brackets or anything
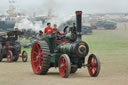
76,11,82,41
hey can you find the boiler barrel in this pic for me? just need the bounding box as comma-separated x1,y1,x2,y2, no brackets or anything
57,41,87,58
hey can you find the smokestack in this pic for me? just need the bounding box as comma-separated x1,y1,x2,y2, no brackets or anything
76,11,82,41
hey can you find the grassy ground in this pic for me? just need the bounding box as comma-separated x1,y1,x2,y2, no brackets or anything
0,23,128,85
83,23,128,77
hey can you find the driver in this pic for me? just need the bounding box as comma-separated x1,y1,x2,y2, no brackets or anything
53,24,63,40
36,30,43,41
14,28,19,31
53,24,61,34
53,24,58,33
44,23,53,35
14,28,20,41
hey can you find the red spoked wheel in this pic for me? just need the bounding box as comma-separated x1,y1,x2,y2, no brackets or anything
22,51,28,62
7,50,13,63
88,54,100,77
31,41,50,75
58,54,71,78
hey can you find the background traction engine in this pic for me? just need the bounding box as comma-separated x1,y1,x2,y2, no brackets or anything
0,31,28,63
31,11,101,78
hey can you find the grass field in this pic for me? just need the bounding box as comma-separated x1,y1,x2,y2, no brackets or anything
83,28,128,77
0,23,128,85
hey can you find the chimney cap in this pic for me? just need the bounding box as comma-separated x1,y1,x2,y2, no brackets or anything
76,11,82,15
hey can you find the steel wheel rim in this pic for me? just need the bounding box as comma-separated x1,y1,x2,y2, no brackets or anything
58,55,67,77
88,56,97,76
31,42,43,74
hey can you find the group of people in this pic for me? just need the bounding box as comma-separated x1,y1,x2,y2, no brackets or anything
36,22,59,41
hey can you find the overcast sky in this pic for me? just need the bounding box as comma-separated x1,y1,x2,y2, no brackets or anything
0,0,128,15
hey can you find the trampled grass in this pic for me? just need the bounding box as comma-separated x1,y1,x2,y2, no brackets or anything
83,30,128,52
83,28,128,74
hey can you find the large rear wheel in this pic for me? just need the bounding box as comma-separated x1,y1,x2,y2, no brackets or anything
31,41,50,75
88,54,100,77
58,54,71,78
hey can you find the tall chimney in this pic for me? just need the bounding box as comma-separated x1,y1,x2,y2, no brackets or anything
76,11,82,41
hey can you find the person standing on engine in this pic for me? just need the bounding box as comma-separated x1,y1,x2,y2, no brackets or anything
53,24,62,40
14,28,19,31
44,23,53,35
53,24,61,34
14,28,20,41
53,24,58,33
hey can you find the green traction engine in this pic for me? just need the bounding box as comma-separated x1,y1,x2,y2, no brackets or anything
31,11,101,78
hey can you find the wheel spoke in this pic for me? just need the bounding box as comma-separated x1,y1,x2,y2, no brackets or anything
23,55,26,58
7,52,11,62
36,44,41,52
40,56,43,60
36,64,40,72
33,51,38,56
63,63,67,70
89,66,93,71
93,67,96,73
23,53,25,56
92,57,96,63
91,58,96,67
92,63,96,67
62,57,65,63
89,68,93,75
39,57,42,65
33,59,38,63
38,52,42,57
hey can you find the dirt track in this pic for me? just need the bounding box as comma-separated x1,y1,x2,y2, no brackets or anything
0,23,128,85
0,61,128,85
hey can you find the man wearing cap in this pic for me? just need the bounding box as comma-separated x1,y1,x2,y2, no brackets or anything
36,30,44,41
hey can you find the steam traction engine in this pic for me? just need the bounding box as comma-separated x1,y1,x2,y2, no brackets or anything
31,11,101,78
0,31,28,63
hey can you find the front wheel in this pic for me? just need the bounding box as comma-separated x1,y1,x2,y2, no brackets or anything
58,54,71,78
87,54,101,77
22,51,28,62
